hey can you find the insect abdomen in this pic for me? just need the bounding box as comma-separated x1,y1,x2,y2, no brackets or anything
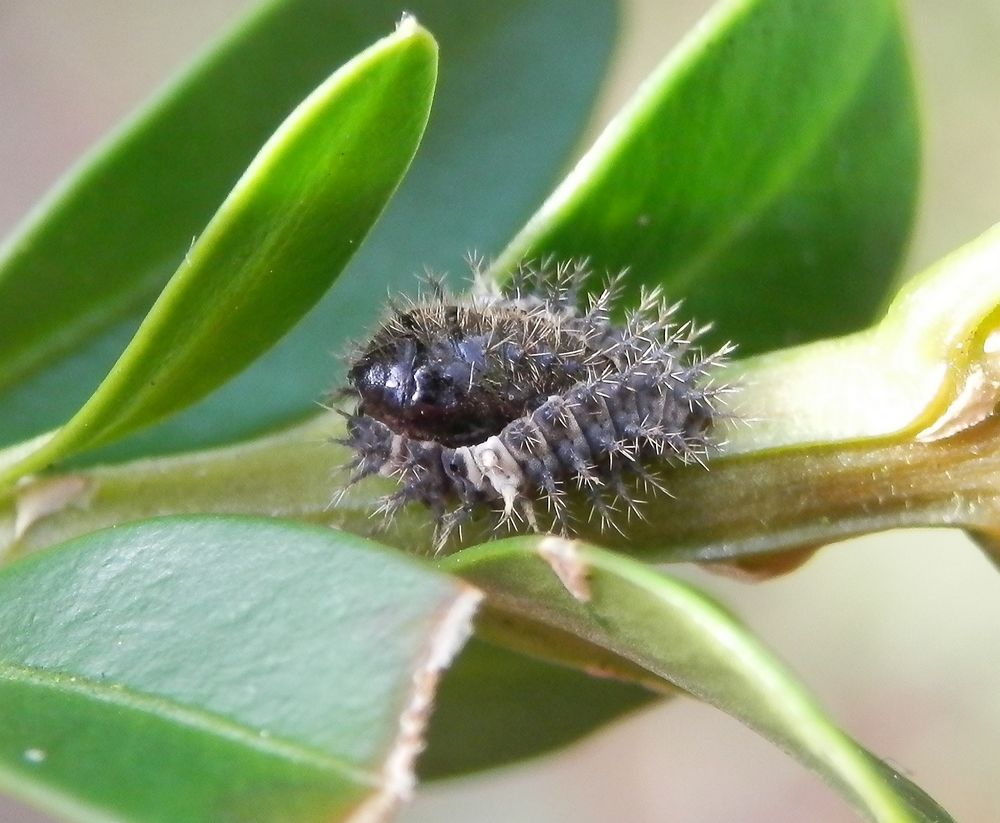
495,366,713,520
338,262,731,551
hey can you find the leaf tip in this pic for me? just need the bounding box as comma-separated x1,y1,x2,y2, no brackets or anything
395,12,420,35
392,12,438,60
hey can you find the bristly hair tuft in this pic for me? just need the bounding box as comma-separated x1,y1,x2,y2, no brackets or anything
337,259,733,552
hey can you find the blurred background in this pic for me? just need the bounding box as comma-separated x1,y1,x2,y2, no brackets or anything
1,1,999,820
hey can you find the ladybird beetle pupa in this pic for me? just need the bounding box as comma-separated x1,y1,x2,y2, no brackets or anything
336,259,734,551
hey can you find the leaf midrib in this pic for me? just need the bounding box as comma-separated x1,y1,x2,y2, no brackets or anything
451,544,913,821
0,661,379,787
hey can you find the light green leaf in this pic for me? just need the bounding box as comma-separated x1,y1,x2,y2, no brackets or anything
8,215,999,563
0,21,437,487
0,0,617,459
7,216,1000,565
493,0,919,355
441,538,954,822
0,517,480,823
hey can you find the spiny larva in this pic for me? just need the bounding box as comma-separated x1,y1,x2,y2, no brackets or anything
337,260,733,551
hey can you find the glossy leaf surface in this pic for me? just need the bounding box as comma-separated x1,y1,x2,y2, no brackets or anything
9,213,1000,564
0,517,478,823
0,21,437,486
494,0,919,356
0,18,437,490
0,0,616,460
441,538,953,822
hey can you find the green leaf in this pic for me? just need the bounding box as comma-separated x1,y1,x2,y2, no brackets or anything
8,217,1000,564
492,0,919,355
727,221,1000,454
441,538,954,822
0,0,617,459
0,517,480,823
551,220,1000,566
0,21,437,487
421,638,656,780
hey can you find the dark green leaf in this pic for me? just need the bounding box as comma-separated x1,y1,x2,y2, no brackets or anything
421,638,656,780
7,218,1000,565
0,517,479,823
725,221,1000,455
493,0,919,355
564,221,1000,565
0,21,437,486
0,0,617,459
441,538,954,822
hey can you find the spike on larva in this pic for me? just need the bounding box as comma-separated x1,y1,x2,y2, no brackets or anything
337,260,733,552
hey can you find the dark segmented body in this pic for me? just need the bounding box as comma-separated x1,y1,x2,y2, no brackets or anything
340,261,731,549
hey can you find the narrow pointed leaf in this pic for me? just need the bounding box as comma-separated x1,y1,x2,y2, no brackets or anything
0,1,616,458
0,517,480,823
441,538,954,822
0,21,437,487
493,0,919,355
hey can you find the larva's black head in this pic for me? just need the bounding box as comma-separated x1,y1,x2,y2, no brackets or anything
349,320,529,448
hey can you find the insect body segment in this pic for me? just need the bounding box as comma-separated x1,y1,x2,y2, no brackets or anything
340,261,731,550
